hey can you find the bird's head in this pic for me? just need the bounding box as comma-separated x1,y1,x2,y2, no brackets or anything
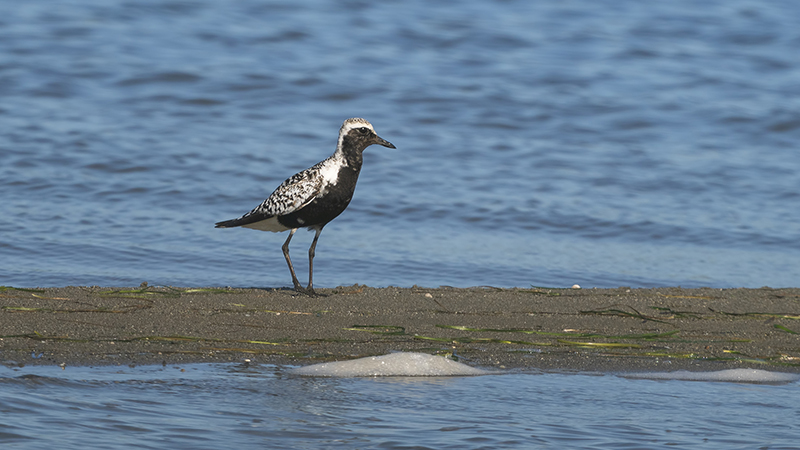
337,118,396,154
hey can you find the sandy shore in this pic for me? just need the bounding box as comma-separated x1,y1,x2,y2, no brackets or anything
2,285,799,373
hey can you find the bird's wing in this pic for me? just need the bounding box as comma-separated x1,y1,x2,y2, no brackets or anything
260,168,324,216
232,165,323,223
215,162,327,229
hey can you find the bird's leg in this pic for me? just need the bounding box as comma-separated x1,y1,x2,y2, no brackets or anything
281,228,305,293
305,226,324,296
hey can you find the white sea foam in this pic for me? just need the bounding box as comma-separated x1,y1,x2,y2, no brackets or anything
290,352,489,377
622,369,800,384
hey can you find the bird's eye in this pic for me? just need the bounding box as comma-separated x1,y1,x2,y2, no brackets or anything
358,127,370,134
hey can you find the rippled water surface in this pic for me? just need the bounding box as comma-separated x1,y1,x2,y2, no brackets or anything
1,363,798,449
1,0,799,288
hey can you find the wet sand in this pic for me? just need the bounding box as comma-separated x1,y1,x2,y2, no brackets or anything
2,285,799,373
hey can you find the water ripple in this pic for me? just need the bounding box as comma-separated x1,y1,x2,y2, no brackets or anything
1,0,799,288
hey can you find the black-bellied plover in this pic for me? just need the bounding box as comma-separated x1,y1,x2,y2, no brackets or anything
215,118,395,296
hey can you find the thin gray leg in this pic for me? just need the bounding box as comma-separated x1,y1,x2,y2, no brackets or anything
281,228,304,292
306,226,324,295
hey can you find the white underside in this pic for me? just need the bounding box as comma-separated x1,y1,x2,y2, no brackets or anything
241,215,290,232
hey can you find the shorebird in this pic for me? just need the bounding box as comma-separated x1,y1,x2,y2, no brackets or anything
215,118,395,296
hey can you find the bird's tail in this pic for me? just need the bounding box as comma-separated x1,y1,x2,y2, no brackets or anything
215,218,245,228
215,211,276,229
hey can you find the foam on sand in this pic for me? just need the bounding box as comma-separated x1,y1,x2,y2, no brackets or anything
622,369,800,384
290,352,489,377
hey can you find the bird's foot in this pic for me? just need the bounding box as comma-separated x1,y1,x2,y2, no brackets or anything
304,286,325,297
292,284,323,297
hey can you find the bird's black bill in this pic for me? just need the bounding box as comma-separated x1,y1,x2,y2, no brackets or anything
376,136,396,149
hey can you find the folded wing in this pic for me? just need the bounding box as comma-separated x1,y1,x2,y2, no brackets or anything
215,167,324,228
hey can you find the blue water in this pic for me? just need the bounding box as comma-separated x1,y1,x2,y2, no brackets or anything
1,0,799,289
1,363,798,449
